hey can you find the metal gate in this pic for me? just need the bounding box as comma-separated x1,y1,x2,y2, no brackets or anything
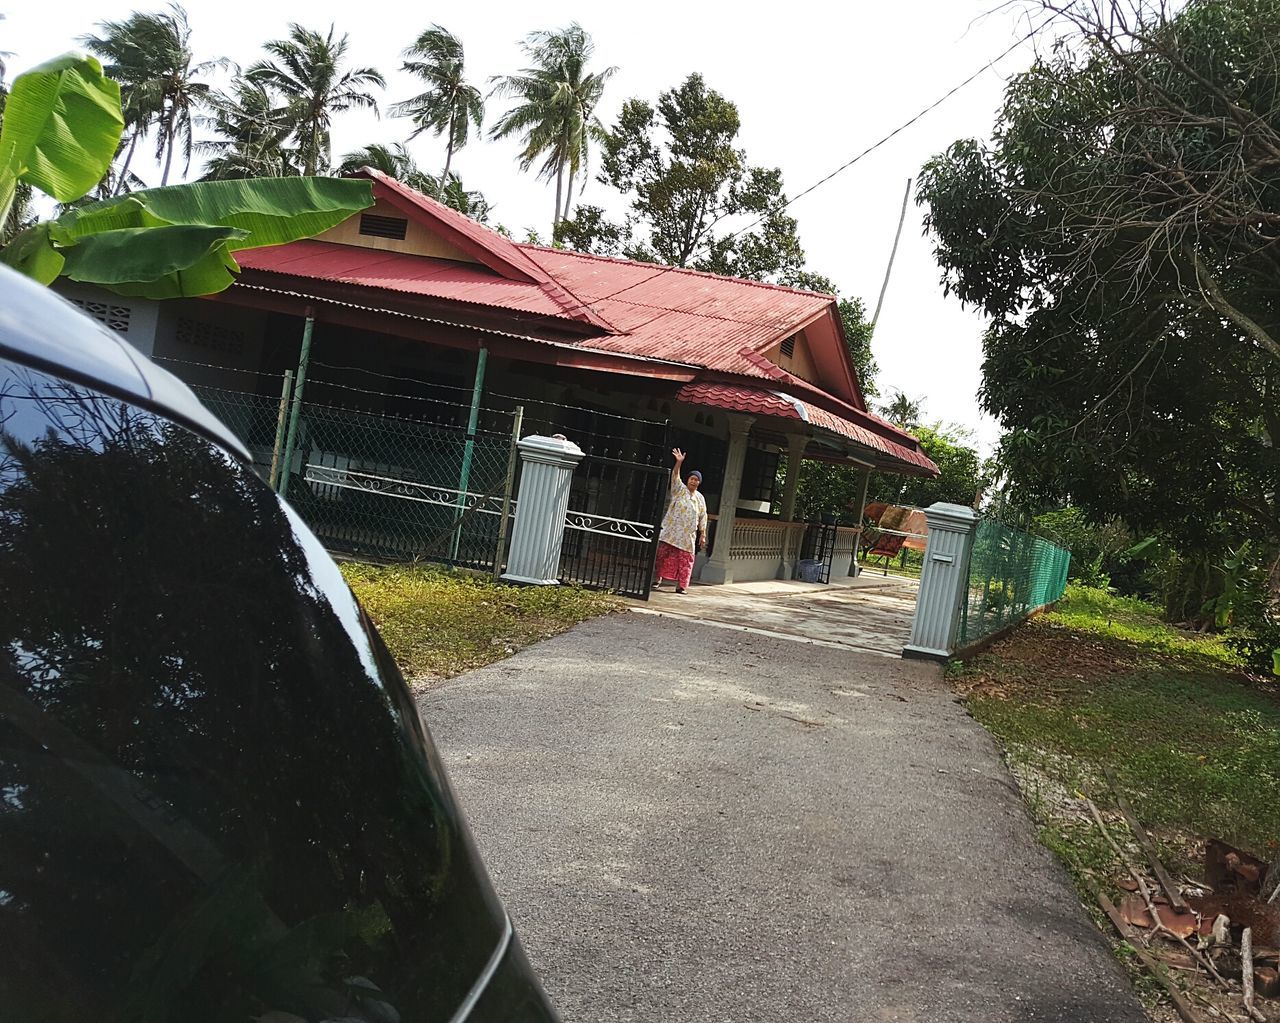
558,452,670,600
798,520,839,584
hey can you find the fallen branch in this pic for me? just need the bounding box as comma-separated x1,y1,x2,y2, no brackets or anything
1243,927,1265,1022
1104,767,1190,912
1084,796,1231,990
1098,892,1207,1023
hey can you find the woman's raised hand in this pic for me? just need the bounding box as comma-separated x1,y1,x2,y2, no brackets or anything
672,447,686,464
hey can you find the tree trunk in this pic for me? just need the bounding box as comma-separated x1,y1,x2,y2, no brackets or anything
562,170,575,224
553,162,564,232
160,106,177,186
114,130,141,197
439,141,453,192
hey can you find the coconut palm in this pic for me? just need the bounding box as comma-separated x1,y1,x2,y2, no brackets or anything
489,23,616,229
198,78,298,179
335,142,493,223
389,26,483,189
248,24,385,176
81,5,227,188
334,142,432,192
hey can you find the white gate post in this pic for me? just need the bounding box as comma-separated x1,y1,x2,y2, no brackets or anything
903,503,980,660
501,435,585,586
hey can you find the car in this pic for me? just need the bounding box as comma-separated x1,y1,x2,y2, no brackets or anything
0,264,559,1022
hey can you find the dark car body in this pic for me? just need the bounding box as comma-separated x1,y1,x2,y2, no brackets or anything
0,266,558,1022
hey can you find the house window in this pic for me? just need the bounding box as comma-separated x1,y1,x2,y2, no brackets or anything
359,213,409,240
780,334,797,359
174,317,245,355
69,299,131,335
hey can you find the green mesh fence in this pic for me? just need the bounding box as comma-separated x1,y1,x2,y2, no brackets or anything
190,384,283,480
958,518,1071,648
192,384,517,572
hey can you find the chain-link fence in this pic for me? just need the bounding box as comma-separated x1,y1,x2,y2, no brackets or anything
189,378,518,573
957,518,1071,648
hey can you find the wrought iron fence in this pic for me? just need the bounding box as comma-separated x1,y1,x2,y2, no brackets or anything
957,518,1071,647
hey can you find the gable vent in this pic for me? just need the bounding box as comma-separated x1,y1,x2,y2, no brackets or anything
359,213,409,240
780,334,797,359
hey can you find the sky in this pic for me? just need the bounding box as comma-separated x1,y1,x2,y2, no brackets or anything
2,0,1048,453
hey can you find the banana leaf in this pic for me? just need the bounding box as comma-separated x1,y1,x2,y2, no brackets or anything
0,53,122,209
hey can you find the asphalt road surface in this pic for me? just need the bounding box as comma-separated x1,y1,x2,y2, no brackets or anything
418,611,1147,1023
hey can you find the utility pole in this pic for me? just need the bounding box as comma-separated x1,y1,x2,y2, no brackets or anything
871,178,912,332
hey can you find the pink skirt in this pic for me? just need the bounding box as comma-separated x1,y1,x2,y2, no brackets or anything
655,541,695,589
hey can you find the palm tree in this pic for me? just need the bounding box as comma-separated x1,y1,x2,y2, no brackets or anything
335,143,493,223
198,78,298,179
81,5,227,188
389,26,483,189
248,24,385,176
489,23,616,229
334,142,432,191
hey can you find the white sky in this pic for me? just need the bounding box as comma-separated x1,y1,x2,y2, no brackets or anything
3,0,1046,452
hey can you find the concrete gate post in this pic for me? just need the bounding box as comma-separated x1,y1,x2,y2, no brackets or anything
501,435,585,586
902,502,979,660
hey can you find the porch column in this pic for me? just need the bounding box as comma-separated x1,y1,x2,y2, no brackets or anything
702,414,754,585
779,434,808,522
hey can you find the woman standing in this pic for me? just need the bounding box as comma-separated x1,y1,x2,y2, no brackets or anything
653,447,707,593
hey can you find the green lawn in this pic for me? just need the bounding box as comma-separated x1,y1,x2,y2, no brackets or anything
341,562,620,685
953,585,1280,875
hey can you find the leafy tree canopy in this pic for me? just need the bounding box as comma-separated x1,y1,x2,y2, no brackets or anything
555,73,805,284
917,0,1280,551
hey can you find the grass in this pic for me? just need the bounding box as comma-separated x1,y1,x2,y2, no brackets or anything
954,584,1280,871
341,562,620,684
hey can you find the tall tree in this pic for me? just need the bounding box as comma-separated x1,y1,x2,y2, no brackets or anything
390,26,483,189
198,78,297,180
559,74,805,283
81,5,226,187
489,23,616,229
917,0,1280,551
248,24,384,176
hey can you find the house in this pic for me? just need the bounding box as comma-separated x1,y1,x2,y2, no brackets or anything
56,168,937,588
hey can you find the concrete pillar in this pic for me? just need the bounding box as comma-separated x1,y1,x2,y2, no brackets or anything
501,435,585,586
779,434,808,522
903,503,980,660
702,414,754,585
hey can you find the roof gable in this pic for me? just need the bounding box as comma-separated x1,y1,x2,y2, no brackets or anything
343,169,614,330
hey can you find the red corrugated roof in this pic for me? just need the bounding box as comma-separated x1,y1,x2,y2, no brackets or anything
676,382,938,476
237,239,582,319
520,246,831,373
232,174,934,472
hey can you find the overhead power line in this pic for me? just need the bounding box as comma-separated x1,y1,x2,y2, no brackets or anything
713,16,1055,248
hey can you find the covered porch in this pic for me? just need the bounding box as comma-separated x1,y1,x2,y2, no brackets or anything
668,383,938,587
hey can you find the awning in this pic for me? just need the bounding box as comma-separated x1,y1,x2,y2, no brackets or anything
675,382,939,476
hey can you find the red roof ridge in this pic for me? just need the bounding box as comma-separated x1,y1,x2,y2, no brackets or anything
518,243,839,301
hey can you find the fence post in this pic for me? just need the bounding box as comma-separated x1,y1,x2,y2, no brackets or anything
903,503,980,661
501,435,584,586
492,405,524,581
267,370,293,491
278,313,315,498
450,345,488,561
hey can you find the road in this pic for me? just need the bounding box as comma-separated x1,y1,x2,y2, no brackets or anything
419,610,1147,1022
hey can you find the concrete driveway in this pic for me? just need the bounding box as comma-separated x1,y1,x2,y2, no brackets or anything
419,611,1146,1022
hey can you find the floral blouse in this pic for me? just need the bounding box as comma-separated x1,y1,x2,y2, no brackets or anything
659,474,708,553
